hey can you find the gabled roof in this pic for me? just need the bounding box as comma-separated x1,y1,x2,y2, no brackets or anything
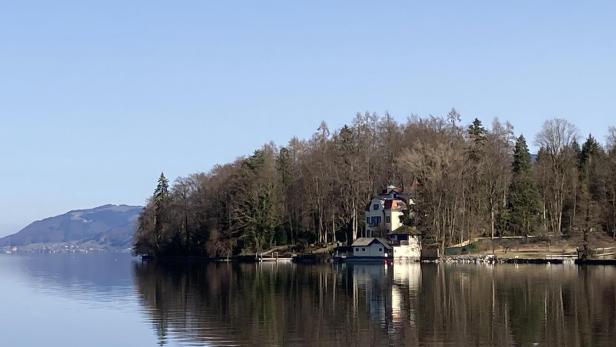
351,237,374,246
365,188,412,212
351,237,393,249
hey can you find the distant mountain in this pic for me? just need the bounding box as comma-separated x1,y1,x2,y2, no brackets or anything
0,205,143,252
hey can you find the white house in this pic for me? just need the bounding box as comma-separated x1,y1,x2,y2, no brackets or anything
351,237,393,258
346,186,420,262
365,185,413,237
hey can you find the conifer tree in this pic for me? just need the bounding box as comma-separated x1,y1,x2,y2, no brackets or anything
153,172,170,254
508,135,540,235
465,118,489,237
577,135,604,256
467,118,488,161
154,172,170,205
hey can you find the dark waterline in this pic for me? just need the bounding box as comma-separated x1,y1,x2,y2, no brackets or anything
1,255,615,346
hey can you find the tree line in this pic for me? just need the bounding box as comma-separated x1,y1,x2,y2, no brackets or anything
133,111,616,257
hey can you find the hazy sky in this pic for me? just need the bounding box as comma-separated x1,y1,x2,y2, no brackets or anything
1,1,615,236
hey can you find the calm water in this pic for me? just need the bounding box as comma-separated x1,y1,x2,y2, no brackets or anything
1,255,615,346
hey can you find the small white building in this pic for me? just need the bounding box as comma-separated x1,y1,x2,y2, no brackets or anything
351,237,393,258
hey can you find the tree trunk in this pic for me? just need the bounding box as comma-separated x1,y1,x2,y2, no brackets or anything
490,206,495,239
351,200,357,241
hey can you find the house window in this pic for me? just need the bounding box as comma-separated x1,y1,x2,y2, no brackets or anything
385,216,391,224
366,217,370,224
370,216,381,225
362,248,365,251
379,248,382,252
355,248,359,252
373,204,379,210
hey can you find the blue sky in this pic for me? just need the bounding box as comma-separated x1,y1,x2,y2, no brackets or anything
1,1,615,236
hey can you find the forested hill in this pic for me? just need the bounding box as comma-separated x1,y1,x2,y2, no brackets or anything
0,205,142,252
133,111,616,258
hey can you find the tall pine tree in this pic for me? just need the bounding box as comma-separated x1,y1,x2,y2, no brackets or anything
153,172,170,254
508,135,540,235
577,135,604,256
467,118,488,162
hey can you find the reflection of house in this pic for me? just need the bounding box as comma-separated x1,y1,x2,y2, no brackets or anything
365,185,413,237
391,263,421,326
351,237,392,259
350,264,392,324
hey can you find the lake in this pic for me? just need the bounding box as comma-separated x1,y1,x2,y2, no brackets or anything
0,255,615,346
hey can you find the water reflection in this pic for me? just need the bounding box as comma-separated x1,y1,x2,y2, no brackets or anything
0,255,157,347
134,262,616,347
11,254,135,303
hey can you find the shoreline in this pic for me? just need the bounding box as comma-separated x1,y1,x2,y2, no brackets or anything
139,253,616,266
432,255,616,265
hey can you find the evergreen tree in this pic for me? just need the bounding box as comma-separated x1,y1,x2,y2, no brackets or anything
508,135,540,235
465,118,489,237
233,150,280,252
571,139,582,167
467,118,488,161
579,136,600,168
153,172,170,254
577,135,604,256
154,172,170,205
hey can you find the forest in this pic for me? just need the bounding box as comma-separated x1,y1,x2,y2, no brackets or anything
132,110,616,257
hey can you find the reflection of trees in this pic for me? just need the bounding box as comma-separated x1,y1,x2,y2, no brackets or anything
134,262,616,346
133,262,402,346
418,265,616,346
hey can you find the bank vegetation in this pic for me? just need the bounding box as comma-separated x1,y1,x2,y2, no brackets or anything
133,111,616,257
